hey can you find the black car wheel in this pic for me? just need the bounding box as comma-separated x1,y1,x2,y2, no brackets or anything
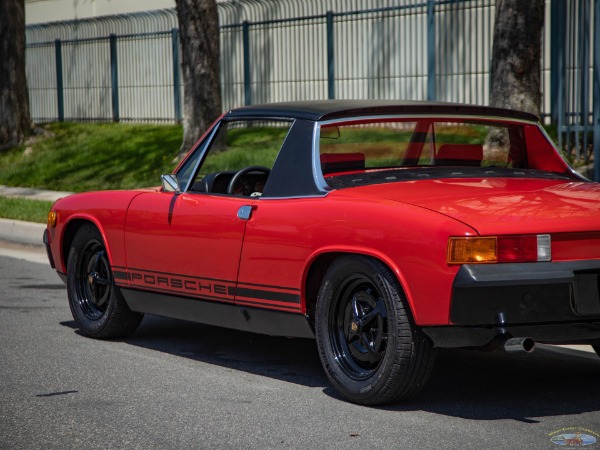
315,255,436,405
67,224,143,339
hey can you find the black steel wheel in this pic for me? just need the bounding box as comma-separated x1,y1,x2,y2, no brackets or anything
328,273,388,380
67,224,143,339
315,255,436,405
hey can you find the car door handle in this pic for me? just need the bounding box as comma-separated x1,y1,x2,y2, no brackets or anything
237,205,253,220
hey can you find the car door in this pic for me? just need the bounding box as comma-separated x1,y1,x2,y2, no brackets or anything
122,118,291,305
123,190,254,303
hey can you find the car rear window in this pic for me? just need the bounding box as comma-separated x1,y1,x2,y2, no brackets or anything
318,119,527,176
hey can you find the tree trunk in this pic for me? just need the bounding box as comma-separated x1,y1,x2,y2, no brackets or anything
489,0,544,118
0,0,32,151
174,0,222,161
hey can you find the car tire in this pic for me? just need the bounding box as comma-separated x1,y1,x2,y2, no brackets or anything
66,224,143,339
315,255,436,405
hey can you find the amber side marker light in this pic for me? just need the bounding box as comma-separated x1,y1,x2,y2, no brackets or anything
448,235,551,264
47,211,57,227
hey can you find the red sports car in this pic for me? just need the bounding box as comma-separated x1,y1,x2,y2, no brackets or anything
44,100,600,405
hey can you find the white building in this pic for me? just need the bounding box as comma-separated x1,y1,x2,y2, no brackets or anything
25,0,175,25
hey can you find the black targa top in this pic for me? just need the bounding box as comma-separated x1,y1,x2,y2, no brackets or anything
225,99,540,122
223,100,542,199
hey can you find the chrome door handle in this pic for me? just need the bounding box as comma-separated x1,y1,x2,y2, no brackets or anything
237,205,253,220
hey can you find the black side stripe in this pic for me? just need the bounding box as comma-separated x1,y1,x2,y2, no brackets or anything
113,270,128,281
113,268,300,305
237,280,301,292
236,300,301,313
234,287,300,304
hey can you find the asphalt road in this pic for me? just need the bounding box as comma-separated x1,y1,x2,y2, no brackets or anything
1,249,600,449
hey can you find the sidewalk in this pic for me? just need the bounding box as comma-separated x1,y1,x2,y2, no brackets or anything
0,185,73,202
0,185,73,248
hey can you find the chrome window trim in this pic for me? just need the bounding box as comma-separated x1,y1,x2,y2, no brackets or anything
311,120,331,194
312,114,545,193
259,193,330,200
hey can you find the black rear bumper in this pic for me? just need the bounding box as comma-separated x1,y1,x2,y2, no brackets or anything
423,260,600,348
422,322,600,348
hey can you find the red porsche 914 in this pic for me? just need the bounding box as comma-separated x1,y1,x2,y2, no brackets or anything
44,100,600,405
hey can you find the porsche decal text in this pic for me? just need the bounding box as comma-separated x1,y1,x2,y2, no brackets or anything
112,267,302,312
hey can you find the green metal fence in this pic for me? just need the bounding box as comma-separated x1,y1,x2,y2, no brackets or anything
24,0,599,179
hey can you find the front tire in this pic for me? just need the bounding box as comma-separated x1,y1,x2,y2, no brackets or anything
315,256,436,405
67,224,143,339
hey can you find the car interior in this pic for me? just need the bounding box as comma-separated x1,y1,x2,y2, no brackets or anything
191,169,270,197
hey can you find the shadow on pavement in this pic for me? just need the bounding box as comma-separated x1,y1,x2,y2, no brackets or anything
388,346,600,422
124,315,327,388
66,314,600,420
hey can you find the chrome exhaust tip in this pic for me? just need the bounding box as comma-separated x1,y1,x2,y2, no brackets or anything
503,336,535,353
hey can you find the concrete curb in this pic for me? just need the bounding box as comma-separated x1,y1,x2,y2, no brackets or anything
0,186,73,247
0,218,46,248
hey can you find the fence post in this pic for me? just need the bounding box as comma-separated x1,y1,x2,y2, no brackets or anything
579,0,591,158
593,0,600,181
550,0,566,142
171,28,182,124
109,34,120,122
426,0,436,101
326,11,335,100
243,21,252,106
54,39,64,122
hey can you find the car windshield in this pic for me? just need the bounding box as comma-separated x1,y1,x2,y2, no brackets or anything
318,118,573,188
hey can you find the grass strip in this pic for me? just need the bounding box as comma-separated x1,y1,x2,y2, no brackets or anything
0,122,183,192
0,197,54,224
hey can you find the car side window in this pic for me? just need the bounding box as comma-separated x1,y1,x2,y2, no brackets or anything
188,120,292,196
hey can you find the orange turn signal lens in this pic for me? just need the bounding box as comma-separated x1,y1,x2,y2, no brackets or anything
47,211,57,227
448,237,497,264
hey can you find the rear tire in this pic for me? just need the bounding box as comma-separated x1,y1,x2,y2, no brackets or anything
315,255,436,405
67,224,142,339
